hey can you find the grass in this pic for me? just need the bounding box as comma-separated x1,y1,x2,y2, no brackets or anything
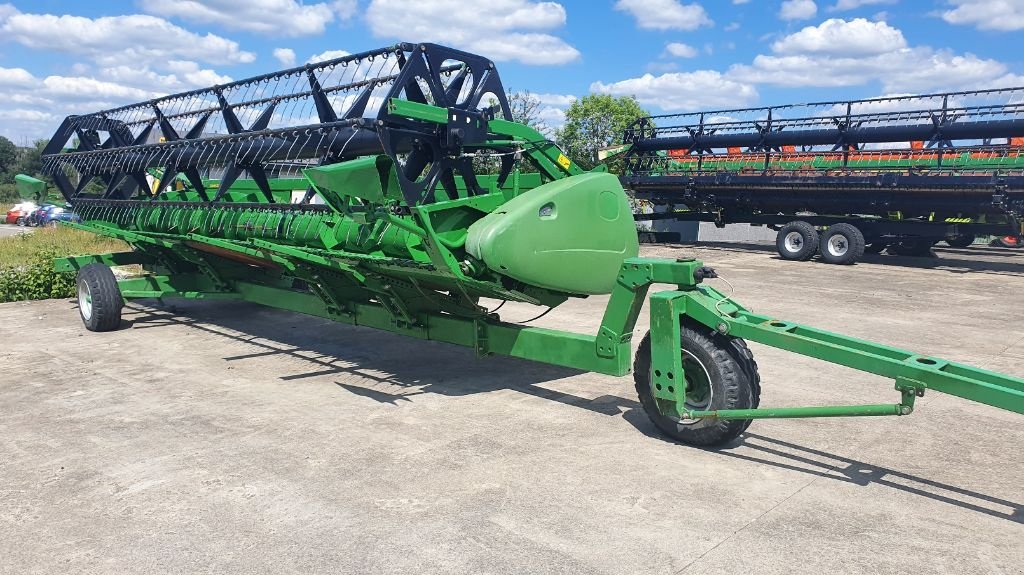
0,226,131,303
0,226,128,268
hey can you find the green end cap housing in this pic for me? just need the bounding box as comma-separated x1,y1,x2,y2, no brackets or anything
15,174,46,202
465,172,640,295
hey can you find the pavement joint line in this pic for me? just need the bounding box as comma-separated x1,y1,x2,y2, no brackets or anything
673,473,823,575
994,334,1024,357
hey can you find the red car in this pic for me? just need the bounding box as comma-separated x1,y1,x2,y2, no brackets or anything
5,202,38,225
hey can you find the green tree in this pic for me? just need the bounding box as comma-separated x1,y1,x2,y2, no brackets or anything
0,136,18,182
555,94,648,173
506,90,548,135
13,139,47,179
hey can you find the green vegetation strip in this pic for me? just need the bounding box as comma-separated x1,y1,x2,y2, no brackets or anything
0,226,128,303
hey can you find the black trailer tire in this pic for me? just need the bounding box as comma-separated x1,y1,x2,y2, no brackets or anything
76,264,123,332
634,321,761,447
776,221,819,261
819,223,865,265
864,242,888,254
944,234,976,248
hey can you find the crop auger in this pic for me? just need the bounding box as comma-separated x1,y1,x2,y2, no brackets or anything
34,42,1022,446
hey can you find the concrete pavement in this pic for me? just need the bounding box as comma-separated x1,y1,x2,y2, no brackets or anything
1,242,1022,575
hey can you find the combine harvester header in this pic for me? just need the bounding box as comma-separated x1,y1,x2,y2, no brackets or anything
624,89,1024,261
34,43,1023,448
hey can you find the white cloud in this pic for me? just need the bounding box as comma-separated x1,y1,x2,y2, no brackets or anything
780,0,817,20
1,10,255,66
720,17,1019,93
771,18,905,57
664,42,698,58
614,0,712,30
365,0,579,65
728,47,1009,93
941,0,1024,31
273,48,297,67
535,93,578,107
97,61,232,93
733,0,750,3
829,0,896,10
596,15,1023,114
331,0,358,20
591,71,758,111
724,22,741,31
307,49,351,64
0,4,251,141
41,75,157,101
0,66,38,88
138,0,354,37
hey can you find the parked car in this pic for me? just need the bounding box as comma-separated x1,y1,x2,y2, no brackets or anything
5,201,38,225
41,207,80,227
25,205,64,227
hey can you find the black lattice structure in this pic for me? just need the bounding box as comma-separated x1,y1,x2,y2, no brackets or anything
41,42,511,207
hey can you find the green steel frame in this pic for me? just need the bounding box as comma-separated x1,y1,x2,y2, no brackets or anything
48,93,1024,435
56,243,1024,422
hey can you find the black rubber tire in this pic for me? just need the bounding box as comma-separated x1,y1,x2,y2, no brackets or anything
887,238,934,257
864,242,888,254
15,216,25,226
76,264,123,332
944,234,976,248
776,221,819,261
633,321,761,447
818,223,865,265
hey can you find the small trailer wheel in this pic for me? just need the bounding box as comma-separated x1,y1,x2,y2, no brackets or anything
776,221,818,261
818,223,865,265
633,321,761,447
944,234,976,248
76,264,123,332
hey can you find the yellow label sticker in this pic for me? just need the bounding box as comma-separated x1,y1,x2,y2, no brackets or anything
556,153,571,170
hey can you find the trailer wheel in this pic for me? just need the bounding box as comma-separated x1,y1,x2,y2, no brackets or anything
76,264,123,332
819,223,865,265
776,221,818,261
633,321,761,447
944,234,975,248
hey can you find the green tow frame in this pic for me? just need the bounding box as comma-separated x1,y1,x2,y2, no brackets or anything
56,246,1024,422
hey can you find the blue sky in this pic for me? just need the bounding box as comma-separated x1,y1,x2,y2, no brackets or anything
1,0,1022,142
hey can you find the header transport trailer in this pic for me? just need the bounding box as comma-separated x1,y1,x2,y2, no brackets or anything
622,89,1024,264
33,42,1023,447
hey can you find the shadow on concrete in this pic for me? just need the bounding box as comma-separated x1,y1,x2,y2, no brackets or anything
121,300,641,418
622,407,1021,524
112,300,1019,523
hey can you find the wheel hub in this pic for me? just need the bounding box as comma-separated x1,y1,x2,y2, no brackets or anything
78,283,93,321
827,235,848,257
784,231,804,253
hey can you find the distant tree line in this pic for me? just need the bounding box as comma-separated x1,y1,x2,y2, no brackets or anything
0,137,49,203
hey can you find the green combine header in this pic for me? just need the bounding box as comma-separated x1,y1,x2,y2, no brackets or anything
37,43,1022,446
